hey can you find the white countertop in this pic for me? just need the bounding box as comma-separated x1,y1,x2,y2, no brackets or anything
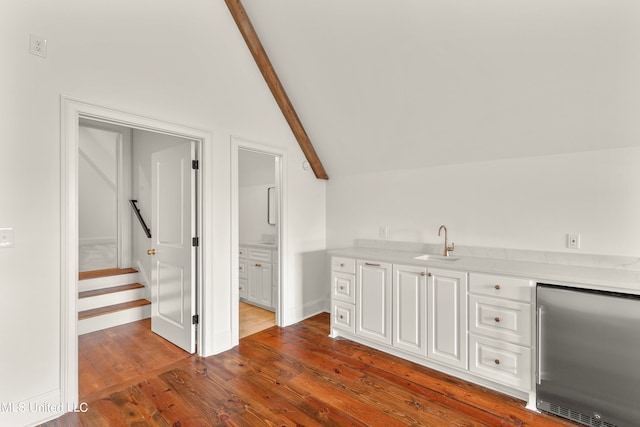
241,241,277,249
329,245,640,295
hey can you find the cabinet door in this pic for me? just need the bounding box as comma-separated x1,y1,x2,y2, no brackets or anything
356,260,392,345
428,268,468,369
248,262,272,308
258,264,273,308
247,262,262,303
392,265,427,357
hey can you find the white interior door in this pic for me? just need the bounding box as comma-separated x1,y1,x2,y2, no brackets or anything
150,142,196,353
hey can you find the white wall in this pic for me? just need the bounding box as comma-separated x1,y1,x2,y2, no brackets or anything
239,184,275,242
78,126,118,243
0,1,326,425
239,150,276,242
327,147,640,258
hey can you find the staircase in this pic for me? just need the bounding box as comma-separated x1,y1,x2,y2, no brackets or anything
78,268,151,335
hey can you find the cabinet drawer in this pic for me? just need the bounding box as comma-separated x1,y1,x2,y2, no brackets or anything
332,301,356,334
469,295,532,346
239,247,247,259
332,257,356,274
239,260,247,279
248,248,272,263
469,273,533,302
469,334,532,391
332,272,356,304
239,278,247,299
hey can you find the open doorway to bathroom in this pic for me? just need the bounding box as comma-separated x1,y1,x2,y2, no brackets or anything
238,148,279,338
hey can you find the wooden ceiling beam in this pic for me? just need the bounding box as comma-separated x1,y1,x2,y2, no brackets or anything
225,0,329,180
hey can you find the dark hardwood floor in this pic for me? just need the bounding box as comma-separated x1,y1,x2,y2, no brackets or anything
42,313,576,426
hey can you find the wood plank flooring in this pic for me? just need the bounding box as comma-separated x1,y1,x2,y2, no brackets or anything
42,313,576,427
239,301,276,339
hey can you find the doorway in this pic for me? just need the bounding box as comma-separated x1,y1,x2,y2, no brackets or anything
62,98,210,406
238,149,278,337
231,138,286,343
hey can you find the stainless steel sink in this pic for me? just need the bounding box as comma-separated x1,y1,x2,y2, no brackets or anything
413,254,459,261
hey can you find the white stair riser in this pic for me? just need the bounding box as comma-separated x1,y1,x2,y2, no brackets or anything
78,305,151,335
78,288,146,311
78,273,140,292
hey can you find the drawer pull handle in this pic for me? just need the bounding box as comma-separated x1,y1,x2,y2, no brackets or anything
339,315,344,319
494,317,501,323
494,359,501,365
494,285,501,290
340,263,345,267
420,272,425,277
339,286,345,290
365,262,381,267
255,263,262,267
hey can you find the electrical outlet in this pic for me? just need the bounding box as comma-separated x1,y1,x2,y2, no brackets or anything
379,225,388,239
567,233,580,249
29,34,47,58
0,228,15,248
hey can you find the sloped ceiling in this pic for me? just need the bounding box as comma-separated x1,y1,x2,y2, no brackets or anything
241,0,640,177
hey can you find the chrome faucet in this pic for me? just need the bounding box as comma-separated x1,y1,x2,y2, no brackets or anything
438,225,455,256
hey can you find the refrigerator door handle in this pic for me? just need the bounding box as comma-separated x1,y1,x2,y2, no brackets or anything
537,306,543,386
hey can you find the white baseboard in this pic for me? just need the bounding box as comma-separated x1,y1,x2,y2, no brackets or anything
284,297,329,326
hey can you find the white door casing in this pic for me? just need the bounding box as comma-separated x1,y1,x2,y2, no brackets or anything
150,142,197,353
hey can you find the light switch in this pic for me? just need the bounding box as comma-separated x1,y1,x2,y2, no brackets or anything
0,228,15,248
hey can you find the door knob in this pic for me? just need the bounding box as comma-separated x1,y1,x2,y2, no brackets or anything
147,249,156,255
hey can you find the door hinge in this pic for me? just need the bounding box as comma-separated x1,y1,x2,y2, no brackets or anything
192,160,199,170
192,237,199,247
192,314,199,325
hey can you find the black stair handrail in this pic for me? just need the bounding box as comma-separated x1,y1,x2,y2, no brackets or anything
129,200,151,238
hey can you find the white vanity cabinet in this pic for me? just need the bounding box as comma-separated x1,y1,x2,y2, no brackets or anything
468,272,534,391
240,245,276,311
356,260,393,346
428,268,468,369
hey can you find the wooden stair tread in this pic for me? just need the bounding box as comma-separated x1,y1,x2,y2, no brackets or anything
79,283,144,299
79,268,138,281
78,299,150,320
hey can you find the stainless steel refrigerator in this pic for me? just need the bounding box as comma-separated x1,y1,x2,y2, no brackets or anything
537,284,640,427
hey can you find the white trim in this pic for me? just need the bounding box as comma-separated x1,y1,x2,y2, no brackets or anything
231,137,287,345
61,96,213,411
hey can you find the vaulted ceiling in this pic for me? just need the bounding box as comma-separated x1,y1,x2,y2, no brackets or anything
239,0,640,177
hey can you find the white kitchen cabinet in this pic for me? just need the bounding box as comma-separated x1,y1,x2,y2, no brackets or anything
468,272,534,391
356,260,392,346
428,268,468,369
392,264,428,357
